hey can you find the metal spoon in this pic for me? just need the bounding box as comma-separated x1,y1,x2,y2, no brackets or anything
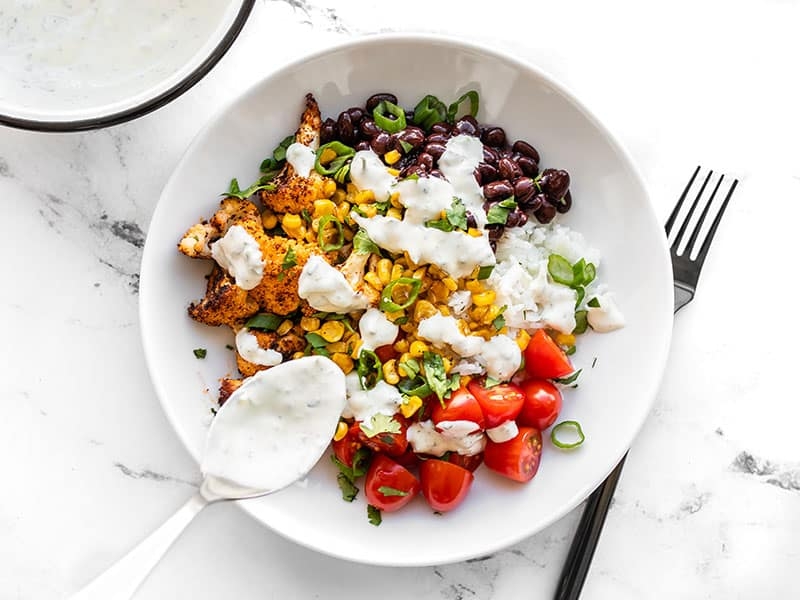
70,356,346,600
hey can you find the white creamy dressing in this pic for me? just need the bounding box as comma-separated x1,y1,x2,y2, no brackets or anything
417,313,521,380
235,329,283,367
438,135,488,227
407,419,486,457
210,225,264,290
297,255,370,313
285,142,316,178
202,356,346,492
349,150,396,202
486,420,519,443
342,373,403,422
587,291,626,332
0,0,237,116
358,308,399,351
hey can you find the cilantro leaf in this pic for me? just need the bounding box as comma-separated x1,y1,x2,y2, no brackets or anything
353,228,381,255
378,486,409,497
486,197,517,225
278,247,297,280
446,197,468,230
223,177,276,200
422,352,450,401
245,313,282,331
359,413,401,438
367,504,382,526
336,473,359,502
553,369,582,386
193,348,207,359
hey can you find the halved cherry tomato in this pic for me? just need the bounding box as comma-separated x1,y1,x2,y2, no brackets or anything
332,422,363,468
467,380,525,429
518,379,563,430
431,386,485,430
374,344,398,363
483,426,543,483
357,414,409,457
365,454,420,512
523,329,573,380
420,459,475,512
447,452,484,472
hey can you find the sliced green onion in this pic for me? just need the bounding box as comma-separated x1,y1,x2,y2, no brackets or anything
193,348,207,359
446,90,480,123
356,349,383,390
272,135,295,162
379,277,422,312
588,297,601,308
573,310,588,335
582,263,596,285
245,313,282,331
334,162,351,184
551,420,585,449
548,254,575,286
477,265,495,280
412,94,448,131
373,100,406,134
315,141,355,176
317,215,344,252
398,377,431,398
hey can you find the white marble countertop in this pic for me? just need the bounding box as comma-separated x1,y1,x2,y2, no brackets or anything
2,1,799,598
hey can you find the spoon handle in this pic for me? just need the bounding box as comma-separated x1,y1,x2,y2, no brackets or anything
69,492,209,600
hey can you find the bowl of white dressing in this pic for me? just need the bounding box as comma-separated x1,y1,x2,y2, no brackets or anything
0,0,254,132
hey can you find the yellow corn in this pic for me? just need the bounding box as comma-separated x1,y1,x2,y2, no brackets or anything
300,316,321,331
332,189,347,204
313,198,337,218
376,259,393,285
318,320,345,342
335,200,350,221
413,299,438,322
261,209,278,230
323,179,337,198
465,280,484,293
277,320,294,336
438,305,451,316
409,340,428,358
398,351,412,365
516,329,531,351
400,395,423,418
442,277,458,292
390,264,405,282
412,266,427,280
333,421,349,441
349,336,363,358
386,207,403,220
442,356,452,373
319,147,337,165
470,306,489,322
387,167,401,177
326,341,348,354
393,339,409,353
467,227,483,237
361,204,378,218
292,351,306,360
429,281,450,303
555,332,576,347
484,304,504,325
382,359,400,385
384,149,401,165
354,189,375,204
282,213,302,231
331,352,354,374
364,272,383,290
472,290,496,307
390,191,403,209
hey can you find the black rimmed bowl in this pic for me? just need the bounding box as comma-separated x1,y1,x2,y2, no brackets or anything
0,0,254,132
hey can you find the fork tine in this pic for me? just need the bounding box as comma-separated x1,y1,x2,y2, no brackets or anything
665,165,701,237
672,169,714,250
683,173,724,258
693,177,739,265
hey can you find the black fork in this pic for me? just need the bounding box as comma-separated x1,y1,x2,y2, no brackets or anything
555,166,739,600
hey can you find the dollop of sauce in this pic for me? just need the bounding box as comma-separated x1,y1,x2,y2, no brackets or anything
298,255,370,313
486,420,519,443
407,419,486,456
202,356,346,492
210,225,264,290
438,135,488,227
286,142,316,178
342,372,403,422
358,308,399,351
235,329,283,367
349,150,395,202
587,292,626,332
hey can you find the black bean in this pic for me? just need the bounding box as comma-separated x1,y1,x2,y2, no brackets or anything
483,179,513,200
481,127,506,147
525,192,546,212
400,164,427,178
512,140,540,162
320,118,337,144
517,155,539,177
425,132,450,145
337,111,356,145
366,93,398,112
474,162,498,186
498,157,522,180
466,212,477,229
534,201,557,224
359,118,380,139
506,208,528,228
453,116,479,136
482,146,500,165
396,126,425,149
347,107,365,124
429,169,445,179
539,168,570,199
371,132,393,155
416,152,434,170
513,177,536,203
429,122,452,134
487,224,504,241
424,142,447,160
355,140,371,151
405,109,415,123
556,190,572,213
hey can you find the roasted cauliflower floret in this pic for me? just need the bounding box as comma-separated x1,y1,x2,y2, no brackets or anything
338,250,380,306
234,329,306,378
188,266,260,327
247,237,316,315
178,198,264,259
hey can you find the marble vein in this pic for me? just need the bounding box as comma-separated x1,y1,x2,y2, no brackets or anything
731,451,800,492
113,462,198,487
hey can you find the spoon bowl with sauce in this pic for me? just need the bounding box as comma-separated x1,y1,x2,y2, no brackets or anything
69,356,346,600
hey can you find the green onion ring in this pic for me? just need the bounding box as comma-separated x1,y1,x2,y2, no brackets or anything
413,94,448,131
446,90,480,123
373,100,406,134
356,349,383,390
315,141,355,176
551,420,585,449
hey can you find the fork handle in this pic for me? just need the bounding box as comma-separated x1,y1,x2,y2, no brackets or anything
555,453,628,600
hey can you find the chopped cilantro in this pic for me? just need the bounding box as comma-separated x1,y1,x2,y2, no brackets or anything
353,228,381,255
367,504,382,526
223,177,275,200
486,197,517,225
278,247,297,280
491,306,507,330
378,486,409,497
245,313,282,331
425,197,469,232
553,369,582,386
193,348,207,359
359,413,401,438
336,473,359,502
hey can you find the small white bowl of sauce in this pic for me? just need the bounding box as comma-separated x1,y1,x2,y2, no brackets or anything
0,0,254,132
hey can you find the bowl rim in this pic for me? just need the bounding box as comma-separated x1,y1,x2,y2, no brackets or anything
0,0,255,133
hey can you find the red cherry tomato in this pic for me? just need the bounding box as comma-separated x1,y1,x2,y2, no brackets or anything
431,386,485,430
365,454,420,512
331,422,363,468
374,344,398,363
483,426,543,483
357,414,409,457
467,380,525,429
518,379,563,430
447,452,484,472
523,329,573,380
420,459,475,512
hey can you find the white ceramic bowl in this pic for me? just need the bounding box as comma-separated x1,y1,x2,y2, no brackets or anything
140,33,674,566
0,0,253,132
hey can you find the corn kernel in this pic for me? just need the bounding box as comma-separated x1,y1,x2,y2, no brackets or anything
362,204,378,218
323,179,337,198
555,332,576,347
346,182,358,195
459,375,472,387
465,280,484,293
390,264,405,282
484,304,504,325
412,266,427,280
384,149,401,165
393,339,409,353
261,209,278,230
333,421,349,441
470,306,489,322
382,359,400,385
442,356,452,373
442,278,458,292
400,322,415,334
516,329,531,351
332,189,347,204
390,191,403,209
400,395,423,418
300,316,320,331
282,213,302,230
349,335,363,358
364,272,383,290
335,201,351,222
387,167,401,177
398,352,412,365
319,147,337,165
313,199,336,218
467,227,483,237
409,340,428,358
429,281,450,303
326,341,348,354
369,258,390,285
318,320,345,342
472,290,496,307
386,207,403,220
354,189,375,204
277,320,294,336
331,352,354,374
438,305,451,316
413,300,438,322
292,351,306,360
